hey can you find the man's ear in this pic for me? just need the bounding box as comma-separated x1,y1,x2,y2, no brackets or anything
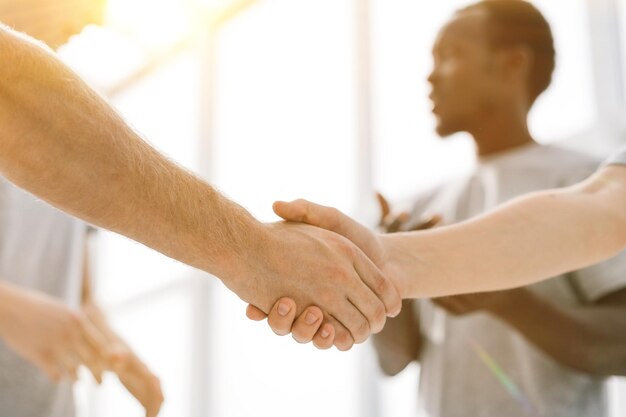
500,45,532,84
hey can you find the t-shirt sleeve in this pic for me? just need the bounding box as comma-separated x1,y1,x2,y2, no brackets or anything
568,146,626,301
569,250,626,302
605,146,626,166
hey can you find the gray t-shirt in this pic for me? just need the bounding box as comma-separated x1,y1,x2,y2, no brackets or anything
606,146,626,166
0,178,86,417
407,144,626,417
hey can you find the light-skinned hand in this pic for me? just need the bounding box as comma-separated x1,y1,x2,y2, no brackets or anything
247,196,442,348
0,282,110,382
230,220,402,350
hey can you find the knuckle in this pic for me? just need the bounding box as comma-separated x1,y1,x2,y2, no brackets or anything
329,207,342,225
118,350,132,364
68,312,82,326
375,276,389,295
354,320,370,343
337,239,355,257
331,267,352,285
373,303,387,325
318,287,336,304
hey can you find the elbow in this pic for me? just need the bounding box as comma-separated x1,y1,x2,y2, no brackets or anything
376,355,415,377
372,338,419,377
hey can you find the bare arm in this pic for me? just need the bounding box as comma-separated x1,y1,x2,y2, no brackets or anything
486,288,626,376
437,287,626,376
0,26,258,282
256,166,626,349
384,166,626,298
270,165,626,299
0,26,401,345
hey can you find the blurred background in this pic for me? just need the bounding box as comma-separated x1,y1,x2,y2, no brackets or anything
53,0,626,416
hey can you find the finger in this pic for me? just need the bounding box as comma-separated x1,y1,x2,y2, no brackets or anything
75,342,103,384
267,297,297,336
375,192,391,225
387,212,409,233
79,317,110,361
312,322,335,350
246,304,268,321
291,306,324,344
273,200,381,261
324,315,354,351
411,214,443,231
345,289,384,339
353,249,402,321
274,200,352,238
328,293,372,345
108,343,134,374
145,378,164,417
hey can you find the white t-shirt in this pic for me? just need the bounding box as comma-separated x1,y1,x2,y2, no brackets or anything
409,144,626,417
607,146,626,166
0,178,87,417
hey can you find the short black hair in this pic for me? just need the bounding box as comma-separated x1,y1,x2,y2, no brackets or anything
458,0,555,104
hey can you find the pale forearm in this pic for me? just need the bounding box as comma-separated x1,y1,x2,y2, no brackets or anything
385,168,626,298
0,27,263,282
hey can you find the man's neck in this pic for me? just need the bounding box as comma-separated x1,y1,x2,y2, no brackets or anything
471,114,536,157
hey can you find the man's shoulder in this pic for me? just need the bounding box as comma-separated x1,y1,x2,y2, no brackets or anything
502,144,601,185
513,144,600,169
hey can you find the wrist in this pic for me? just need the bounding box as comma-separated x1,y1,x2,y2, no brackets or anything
212,217,274,291
379,234,419,299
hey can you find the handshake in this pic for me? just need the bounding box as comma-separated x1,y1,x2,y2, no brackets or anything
237,195,439,351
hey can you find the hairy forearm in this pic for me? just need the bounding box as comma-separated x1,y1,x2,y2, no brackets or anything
490,292,626,376
372,300,420,376
384,167,626,298
0,27,264,282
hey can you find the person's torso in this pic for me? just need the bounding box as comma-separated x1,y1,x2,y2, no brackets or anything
0,177,86,417
413,144,610,417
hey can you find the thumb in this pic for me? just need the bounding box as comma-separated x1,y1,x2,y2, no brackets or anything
272,200,306,223
272,199,341,232
273,199,383,263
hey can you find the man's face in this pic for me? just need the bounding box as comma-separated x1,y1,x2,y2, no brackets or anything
428,11,506,137
0,0,107,49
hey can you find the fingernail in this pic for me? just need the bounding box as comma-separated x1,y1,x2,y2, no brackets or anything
305,312,318,325
278,302,291,316
321,329,330,338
